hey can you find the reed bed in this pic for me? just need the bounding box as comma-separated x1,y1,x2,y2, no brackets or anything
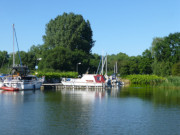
125,75,165,85
159,76,180,89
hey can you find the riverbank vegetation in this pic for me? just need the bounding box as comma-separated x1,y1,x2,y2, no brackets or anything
159,76,180,89
0,12,179,84
124,75,165,85
122,75,180,89
35,71,78,79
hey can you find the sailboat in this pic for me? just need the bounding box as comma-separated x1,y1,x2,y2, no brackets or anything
1,24,44,90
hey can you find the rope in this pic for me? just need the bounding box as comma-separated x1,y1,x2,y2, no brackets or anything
96,56,102,74
13,27,22,66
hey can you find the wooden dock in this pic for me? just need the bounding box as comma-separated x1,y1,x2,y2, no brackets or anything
40,83,112,90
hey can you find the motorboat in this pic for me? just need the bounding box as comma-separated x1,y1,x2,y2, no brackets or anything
61,74,107,87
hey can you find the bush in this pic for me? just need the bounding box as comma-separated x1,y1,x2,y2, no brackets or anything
34,71,78,79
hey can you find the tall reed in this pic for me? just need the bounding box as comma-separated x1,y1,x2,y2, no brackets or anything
125,75,165,85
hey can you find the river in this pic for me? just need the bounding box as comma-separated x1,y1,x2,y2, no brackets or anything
0,86,180,135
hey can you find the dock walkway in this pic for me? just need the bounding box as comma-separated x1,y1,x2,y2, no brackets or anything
41,83,112,90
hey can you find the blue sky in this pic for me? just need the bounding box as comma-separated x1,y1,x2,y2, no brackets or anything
0,0,180,56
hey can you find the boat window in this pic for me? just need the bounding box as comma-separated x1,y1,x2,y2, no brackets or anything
97,76,101,81
21,77,37,80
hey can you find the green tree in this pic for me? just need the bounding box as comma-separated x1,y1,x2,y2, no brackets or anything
120,60,130,76
0,51,9,73
172,62,180,76
151,33,180,76
0,51,9,68
39,47,72,71
29,45,44,59
129,56,141,74
43,12,94,54
107,52,130,76
89,53,101,74
139,49,153,74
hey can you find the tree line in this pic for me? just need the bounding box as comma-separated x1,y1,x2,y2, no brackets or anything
0,12,179,77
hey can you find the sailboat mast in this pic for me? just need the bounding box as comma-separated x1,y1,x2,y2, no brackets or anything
116,61,117,74
13,24,15,67
102,55,103,75
106,54,107,75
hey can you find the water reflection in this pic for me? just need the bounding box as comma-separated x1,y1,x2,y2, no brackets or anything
0,90,41,105
41,89,122,134
1,86,180,107
119,86,180,107
1,87,180,135
0,90,24,105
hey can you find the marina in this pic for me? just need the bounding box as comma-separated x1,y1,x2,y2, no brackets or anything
0,1,179,135
40,82,121,90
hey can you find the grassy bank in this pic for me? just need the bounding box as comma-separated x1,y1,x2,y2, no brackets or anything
124,75,165,85
159,76,180,89
123,75,180,89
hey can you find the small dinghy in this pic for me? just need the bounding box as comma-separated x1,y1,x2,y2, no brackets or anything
0,86,19,91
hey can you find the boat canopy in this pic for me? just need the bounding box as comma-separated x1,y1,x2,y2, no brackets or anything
10,65,30,77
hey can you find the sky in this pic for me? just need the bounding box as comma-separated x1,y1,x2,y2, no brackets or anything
0,0,180,56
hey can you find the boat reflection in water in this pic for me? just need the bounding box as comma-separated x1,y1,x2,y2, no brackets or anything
0,89,39,105
59,87,121,102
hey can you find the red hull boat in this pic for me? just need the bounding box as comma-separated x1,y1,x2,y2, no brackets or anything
0,86,19,91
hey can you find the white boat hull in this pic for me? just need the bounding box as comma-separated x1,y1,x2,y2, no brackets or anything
3,76,44,90
0,82,3,87
61,74,107,87
61,81,104,87
3,80,42,90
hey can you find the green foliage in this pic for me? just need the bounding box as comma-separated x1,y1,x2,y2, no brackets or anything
129,56,140,74
172,62,180,76
39,46,90,74
0,51,9,73
35,71,78,79
0,51,8,67
39,47,73,71
152,60,172,77
106,51,153,76
151,33,180,76
125,74,165,85
89,53,101,73
159,76,180,88
36,12,94,73
43,12,94,54
1,13,179,78
166,76,180,85
139,49,153,74
8,51,37,71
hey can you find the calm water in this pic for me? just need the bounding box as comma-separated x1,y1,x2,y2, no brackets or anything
0,86,180,135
